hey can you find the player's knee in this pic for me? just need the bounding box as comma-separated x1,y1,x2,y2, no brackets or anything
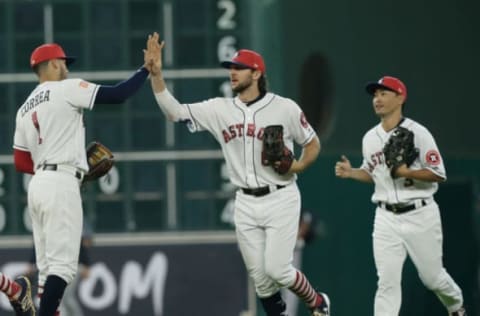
419,268,446,290
252,273,280,298
377,276,401,292
264,261,292,287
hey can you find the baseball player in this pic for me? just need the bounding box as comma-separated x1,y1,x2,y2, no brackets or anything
0,272,35,315
335,76,466,316
13,35,158,316
146,32,330,316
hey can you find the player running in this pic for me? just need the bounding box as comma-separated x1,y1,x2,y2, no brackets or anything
335,76,466,316
146,32,330,316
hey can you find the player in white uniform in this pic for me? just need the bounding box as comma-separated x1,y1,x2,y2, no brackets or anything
145,33,330,316
13,36,157,316
0,273,35,315
335,76,466,316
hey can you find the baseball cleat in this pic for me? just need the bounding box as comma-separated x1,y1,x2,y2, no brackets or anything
9,276,36,316
310,292,330,316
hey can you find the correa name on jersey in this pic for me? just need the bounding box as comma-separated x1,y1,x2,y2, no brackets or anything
222,123,265,143
20,89,50,117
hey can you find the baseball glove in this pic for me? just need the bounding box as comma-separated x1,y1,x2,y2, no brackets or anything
83,141,114,182
261,125,294,175
383,126,419,178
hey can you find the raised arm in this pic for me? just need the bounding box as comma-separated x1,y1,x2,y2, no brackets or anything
94,67,149,104
145,32,167,94
93,33,158,105
145,32,190,122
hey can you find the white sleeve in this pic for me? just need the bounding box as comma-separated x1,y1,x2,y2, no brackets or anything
63,79,99,110
416,127,446,179
360,134,372,173
154,89,192,122
13,113,28,151
289,101,316,146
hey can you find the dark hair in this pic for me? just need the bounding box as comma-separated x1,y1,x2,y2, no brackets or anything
258,74,268,94
32,61,49,76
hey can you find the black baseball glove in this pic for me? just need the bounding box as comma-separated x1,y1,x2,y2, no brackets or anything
261,125,294,175
83,141,114,182
383,126,419,178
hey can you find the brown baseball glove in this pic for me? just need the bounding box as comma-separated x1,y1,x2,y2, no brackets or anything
83,141,114,182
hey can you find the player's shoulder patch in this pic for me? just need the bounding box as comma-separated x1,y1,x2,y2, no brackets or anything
79,81,90,88
300,111,309,128
426,150,441,166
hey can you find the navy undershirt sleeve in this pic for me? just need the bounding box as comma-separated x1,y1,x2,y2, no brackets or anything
94,67,149,104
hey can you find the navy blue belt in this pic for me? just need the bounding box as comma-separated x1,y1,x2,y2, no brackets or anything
242,185,285,197
41,164,83,180
378,199,428,214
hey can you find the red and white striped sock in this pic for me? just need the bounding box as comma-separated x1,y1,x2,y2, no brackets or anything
288,270,323,308
0,273,22,300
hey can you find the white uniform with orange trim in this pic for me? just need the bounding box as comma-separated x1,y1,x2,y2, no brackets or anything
360,117,464,315
155,89,317,297
13,78,99,286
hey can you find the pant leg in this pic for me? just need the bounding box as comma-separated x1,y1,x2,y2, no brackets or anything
402,202,463,313
28,185,48,288
263,186,300,288
28,172,83,285
234,192,278,298
234,184,300,298
373,208,408,316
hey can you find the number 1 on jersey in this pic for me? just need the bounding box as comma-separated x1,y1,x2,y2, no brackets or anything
32,111,43,144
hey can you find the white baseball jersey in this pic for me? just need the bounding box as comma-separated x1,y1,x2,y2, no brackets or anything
155,90,316,188
364,117,464,315
13,79,99,172
156,88,318,298
360,117,445,204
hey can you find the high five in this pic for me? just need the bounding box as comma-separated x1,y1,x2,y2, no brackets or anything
146,32,330,316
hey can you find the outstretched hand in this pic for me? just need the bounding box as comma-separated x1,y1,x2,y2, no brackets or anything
335,155,352,178
143,32,165,76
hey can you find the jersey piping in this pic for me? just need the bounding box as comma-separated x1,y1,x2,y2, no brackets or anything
250,94,278,187
231,99,251,187
185,103,200,130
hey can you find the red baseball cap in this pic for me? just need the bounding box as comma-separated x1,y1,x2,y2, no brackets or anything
220,49,266,73
30,43,76,68
365,76,407,100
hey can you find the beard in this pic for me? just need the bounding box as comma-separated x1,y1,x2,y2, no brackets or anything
232,77,253,94
59,67,68,80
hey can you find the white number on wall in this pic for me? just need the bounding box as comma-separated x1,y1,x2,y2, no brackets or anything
217,0,236,30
